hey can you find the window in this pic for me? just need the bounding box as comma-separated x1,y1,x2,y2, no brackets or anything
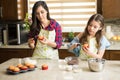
28,0,97,32
17,0,22,19
17,0,27,20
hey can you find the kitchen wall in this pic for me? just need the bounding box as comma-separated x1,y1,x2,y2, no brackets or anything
105,19,120,40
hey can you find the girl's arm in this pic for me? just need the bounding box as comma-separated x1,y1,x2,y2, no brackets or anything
40,20,62,49
28,38,35,49
67,33,82,56
83,47,105,58
83,36,110,58
68,33,81,50
68,43,79,51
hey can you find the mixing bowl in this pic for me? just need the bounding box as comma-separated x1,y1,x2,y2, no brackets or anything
88,58,105,72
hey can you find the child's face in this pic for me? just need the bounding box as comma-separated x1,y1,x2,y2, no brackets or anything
87,20,101,36
36,6,48,23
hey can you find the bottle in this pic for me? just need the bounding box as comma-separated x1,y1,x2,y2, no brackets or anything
2,27,8,45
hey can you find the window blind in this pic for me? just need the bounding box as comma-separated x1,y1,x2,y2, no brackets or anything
17,0,22,19
28,0,97,32
17,0,26,20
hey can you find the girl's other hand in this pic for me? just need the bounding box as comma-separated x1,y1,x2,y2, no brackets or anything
73,43,79,48
28,38,35,49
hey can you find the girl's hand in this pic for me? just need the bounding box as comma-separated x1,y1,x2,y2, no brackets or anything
39,37,49,45
72,43,79,48
82,46,89,52
82,43,90,54
82,46,92,55
38,35,44,40
68,43,80,51
28,38,35,49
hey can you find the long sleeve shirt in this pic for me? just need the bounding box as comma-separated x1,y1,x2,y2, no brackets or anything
67,36,111,57
28,19,62,49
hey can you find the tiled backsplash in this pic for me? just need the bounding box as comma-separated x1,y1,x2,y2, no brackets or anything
62,27,85,32
105,23,120,36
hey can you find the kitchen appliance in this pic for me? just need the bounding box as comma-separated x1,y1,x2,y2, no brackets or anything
1,20,28,45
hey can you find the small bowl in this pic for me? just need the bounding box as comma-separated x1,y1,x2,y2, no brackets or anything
65,56,79,65
88,58,105,72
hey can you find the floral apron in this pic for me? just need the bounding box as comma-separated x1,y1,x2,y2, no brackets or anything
32,28,59,60
79,38,98,60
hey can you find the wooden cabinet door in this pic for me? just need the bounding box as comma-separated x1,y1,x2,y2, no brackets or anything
105,50,120,60
0,48,33,63
0,0,27,20
0,0,17,20
109,50,120,60
102,0,120,19
104,50,110,60
58,49,75,59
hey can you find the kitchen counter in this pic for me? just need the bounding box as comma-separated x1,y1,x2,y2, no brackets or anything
0,41,120,50
0,58,120,80
0,42,69,49
0,43,30,49
107,41,120,50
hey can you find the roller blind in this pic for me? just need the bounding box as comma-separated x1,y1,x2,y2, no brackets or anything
17,0,26,20
17,0,22,19
28,0,97,32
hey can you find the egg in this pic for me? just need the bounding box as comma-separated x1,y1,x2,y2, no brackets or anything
66,65,73,71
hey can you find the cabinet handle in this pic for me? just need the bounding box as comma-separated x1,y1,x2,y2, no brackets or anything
0,7,3,18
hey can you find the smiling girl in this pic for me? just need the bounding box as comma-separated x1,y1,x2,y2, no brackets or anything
28,1,62,59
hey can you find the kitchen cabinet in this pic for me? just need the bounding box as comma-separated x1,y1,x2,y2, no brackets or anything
58,49,120,60
58,49,110,59
0,0,27,20
102,0,120,19
105,50,120,60
97,0,120,19
0,48,75,63
58,49,75,59
0,48,33,63
0,48,119,64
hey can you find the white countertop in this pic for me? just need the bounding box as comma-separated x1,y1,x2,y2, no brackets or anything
106,41,120,50
0,42,68,49
0,42,120,50
0,43,30,49
0,58,120,80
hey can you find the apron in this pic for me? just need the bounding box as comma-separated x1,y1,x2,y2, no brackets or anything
32,28,59,60
79,38,98,60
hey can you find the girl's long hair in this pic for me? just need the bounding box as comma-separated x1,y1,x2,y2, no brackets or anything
30,1,51,37
79,14,104,47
